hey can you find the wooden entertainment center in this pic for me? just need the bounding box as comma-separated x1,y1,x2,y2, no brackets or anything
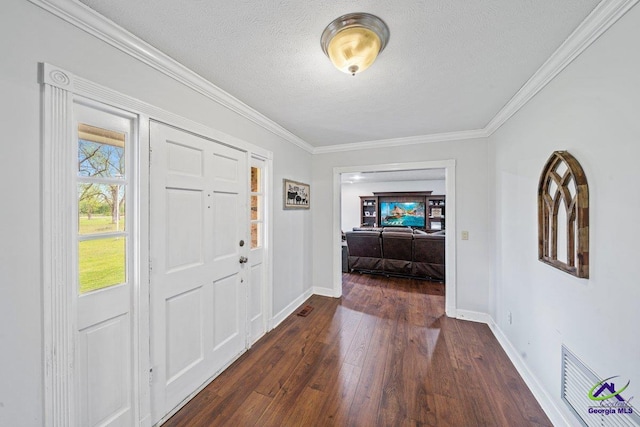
359,191,446,231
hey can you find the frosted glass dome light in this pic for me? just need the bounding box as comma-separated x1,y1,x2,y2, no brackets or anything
321,13,390,76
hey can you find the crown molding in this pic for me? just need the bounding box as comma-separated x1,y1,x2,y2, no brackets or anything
313,129,489,154
285,0,640,154
484,0,639,135
27,0,315,154
28,0,638,154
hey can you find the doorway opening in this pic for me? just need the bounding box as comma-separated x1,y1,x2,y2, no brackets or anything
332,160,457,317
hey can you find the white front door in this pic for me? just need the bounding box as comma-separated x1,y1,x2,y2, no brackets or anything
74,101,138,427
149,122,248,424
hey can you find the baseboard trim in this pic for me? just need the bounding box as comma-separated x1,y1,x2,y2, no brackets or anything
312,286,339,298
454,311,575,426
269,288,314,330
270,294,576,425
455,309,493,323
485,319,576,427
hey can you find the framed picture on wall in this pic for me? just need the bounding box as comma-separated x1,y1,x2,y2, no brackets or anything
283,179,310,210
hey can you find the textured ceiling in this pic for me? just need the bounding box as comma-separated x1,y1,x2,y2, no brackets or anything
78,0,601,147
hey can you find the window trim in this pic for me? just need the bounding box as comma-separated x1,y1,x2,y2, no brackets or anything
76,119,131,294
40,62,274,426
250,164,264,249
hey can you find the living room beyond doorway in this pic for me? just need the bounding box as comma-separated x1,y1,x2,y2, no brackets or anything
340,167,447,303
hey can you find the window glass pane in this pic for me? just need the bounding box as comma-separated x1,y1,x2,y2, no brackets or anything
78,123,125,178
251,166,260,192
79,237,126,294
78,184,126,234
251,222,261,249
251,195,260,221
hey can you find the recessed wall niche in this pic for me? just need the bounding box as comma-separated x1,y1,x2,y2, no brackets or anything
538,151,589,278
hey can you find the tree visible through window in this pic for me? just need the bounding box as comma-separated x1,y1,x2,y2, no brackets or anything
77,124,128,293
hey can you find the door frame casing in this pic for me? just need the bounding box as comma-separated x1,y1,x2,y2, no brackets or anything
332,160,457,316
73,97,141,427
41,65,146,427
248,155,272,345
40,63,273,427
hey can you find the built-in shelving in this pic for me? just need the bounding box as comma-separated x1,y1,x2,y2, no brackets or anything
360,196,378,227
358,192,446,231
427,195,446,231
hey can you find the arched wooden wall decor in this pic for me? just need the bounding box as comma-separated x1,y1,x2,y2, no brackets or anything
538,151,589,278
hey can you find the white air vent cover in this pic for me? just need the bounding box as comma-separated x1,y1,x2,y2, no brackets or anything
562,345,639,426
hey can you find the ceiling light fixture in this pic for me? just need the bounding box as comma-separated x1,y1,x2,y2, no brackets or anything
321,13,390,76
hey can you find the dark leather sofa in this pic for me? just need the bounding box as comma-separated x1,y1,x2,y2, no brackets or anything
345,227,445,281
345,230,383,272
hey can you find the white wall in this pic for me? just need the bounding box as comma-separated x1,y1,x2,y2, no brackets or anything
312,139,490,312
489,3,640,424
0,1,312,424
341,180,446,231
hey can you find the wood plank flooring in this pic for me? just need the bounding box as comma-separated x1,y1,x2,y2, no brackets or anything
163,273,552,427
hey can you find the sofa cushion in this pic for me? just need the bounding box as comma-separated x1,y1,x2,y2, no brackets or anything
412,233,445,281
345,231,383,272
352,227,382,232
345,229,446,280
382,226,413,233
381,231,413,275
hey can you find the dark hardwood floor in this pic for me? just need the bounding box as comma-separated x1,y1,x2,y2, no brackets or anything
164,273,552,426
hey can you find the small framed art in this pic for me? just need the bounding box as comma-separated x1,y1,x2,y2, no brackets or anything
283,179,310,210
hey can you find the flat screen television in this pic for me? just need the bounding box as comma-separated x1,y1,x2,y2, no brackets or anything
379,201,426,228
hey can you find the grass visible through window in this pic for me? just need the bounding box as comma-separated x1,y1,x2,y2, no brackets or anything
79,215,125,234
78,216,126,293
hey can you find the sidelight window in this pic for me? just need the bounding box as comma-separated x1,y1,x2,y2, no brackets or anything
250,163,264,249
77,124,129,293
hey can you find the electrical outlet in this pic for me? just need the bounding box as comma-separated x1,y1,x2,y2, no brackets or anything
461,231,469,240
508,311,513,325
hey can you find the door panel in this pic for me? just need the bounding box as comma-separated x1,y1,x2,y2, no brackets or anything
165,288,204,383
73,102,136,427
213,192,240,260
166,189,205,271
209,144,247,370
213,274,238,346
77,285,129,330
150,122,248,424
78,314,131,427
249,261,264,339
213,152,240,184
167,141,204,176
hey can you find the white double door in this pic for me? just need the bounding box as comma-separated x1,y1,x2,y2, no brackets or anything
149,122,249,424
